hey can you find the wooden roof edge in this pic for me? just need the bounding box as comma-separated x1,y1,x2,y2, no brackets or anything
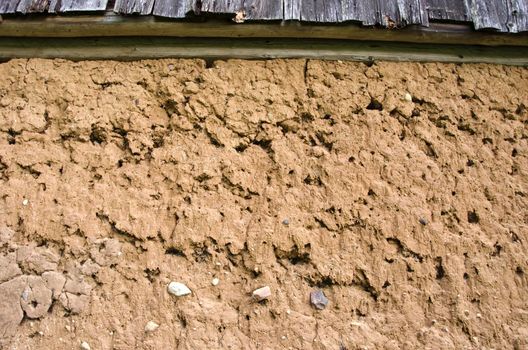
1,37,528,66
0,14,527,47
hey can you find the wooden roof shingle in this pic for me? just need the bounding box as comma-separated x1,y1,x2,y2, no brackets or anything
1,0,527,33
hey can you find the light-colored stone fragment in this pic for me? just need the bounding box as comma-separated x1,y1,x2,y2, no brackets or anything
168,282,191,297
252,286,271,301
144,321,159,332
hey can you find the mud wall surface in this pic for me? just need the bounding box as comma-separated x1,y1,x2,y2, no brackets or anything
0,58,527,349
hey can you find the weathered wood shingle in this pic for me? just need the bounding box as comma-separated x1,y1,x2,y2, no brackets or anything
152,0,193,17
301,0,343,22
200,0,243,14
340,0,377,25
16,0,49,13
284,0,301,20
50,0,109,12
0,0,526,33
245,0,282,20
114,0,154,15
510,0,528,32
426,0,469,21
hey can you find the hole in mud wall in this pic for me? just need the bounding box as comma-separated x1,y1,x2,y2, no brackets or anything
90,125,107,144
467,210,480,224
366,98,383,111
435,257,445,280
204,58,216,69
165,247,186,257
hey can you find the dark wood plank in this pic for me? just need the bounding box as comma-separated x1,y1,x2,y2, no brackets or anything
152,0,193,17
114,0,154,14
283,0,301,20
1,0,22,13
2,37,528,66
426,0,470,21
245,0,282,20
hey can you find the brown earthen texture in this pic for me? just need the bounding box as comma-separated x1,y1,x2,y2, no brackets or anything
0,58,526,349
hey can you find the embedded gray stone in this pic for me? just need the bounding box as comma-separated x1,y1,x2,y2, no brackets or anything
310,289,329,310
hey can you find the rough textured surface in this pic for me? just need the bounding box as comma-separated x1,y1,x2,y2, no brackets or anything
1,0,527,32
0,58,527,349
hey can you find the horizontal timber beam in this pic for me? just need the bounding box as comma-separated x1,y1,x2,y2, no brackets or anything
0,37,527,65
0,13,527,47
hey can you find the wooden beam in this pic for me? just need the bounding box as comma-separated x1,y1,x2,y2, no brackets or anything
0,37,527,65
0,13,527,46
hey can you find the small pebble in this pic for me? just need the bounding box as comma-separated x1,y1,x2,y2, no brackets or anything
404,93,413,102
282,219,290,225
80,341,91,350
211,278,220,286
167,282,192,297
419,218,428,225
168,64,174,71
286,309,291,315
65,325,72,332
310,290,329,310
22,199,29,206
476,313,482,319
144,321,159,332
252,286,271,301
464,310,470,317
